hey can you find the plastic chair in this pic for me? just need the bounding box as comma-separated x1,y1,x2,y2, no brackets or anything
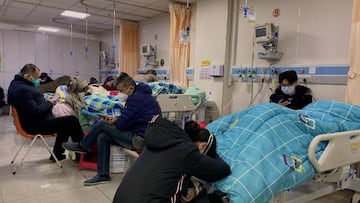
78,132,98,171
10,107,62,174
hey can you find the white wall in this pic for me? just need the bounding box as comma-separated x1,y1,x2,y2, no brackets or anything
0,29,100,101
134,0,354,121
230,0,353,113
95,29,120,82
186,0,353,118
96,29,120,67
139,13,170,70
189,0,228,121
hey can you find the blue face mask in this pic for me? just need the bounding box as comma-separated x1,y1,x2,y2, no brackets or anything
33,79,41,88
281,85,295,95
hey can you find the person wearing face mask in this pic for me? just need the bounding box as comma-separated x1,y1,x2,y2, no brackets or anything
270,70,313,110
7,64,84,161
39,72,53,84
112,117,231,203
63,72,162,186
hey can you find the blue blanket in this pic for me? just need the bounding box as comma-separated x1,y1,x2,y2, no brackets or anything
206,101,360,203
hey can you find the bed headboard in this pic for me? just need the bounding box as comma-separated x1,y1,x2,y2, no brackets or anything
157,94,202,112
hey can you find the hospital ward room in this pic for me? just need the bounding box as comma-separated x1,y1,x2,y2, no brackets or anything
2,0,360,202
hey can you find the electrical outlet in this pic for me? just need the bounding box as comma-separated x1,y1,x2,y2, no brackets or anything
231,66,242,81
261,68,266,74
298,75,311,84
299,68,305,74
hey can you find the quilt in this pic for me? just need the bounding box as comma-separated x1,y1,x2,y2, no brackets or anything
206,101,360,203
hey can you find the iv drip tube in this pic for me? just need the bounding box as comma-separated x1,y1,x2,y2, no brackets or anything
112,0,116,61
85,7,88,56
70,22,73,56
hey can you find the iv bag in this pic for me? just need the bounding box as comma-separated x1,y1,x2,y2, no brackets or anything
180,27,190,45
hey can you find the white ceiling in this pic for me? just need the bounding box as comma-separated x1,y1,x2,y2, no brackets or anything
0,0,194,34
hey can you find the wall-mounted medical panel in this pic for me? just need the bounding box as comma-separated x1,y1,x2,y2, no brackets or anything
208,65,224,77
232,65,349,85
156,68,170,80
186,67,194,81
231,66,242,81
274,65,349,85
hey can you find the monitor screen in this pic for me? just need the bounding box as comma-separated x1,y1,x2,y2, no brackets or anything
256,27,267,38
142,45,148,54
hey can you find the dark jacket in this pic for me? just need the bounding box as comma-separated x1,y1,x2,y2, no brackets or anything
0,86,5,108
270,85,312,110
113,118,231,203
115,83,161,137
7,75,53,132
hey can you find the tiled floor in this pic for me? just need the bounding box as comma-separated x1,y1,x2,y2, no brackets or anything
0,115,123,203
0,115,356,203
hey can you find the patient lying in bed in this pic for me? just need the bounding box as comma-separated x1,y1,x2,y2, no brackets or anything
206,101,360,203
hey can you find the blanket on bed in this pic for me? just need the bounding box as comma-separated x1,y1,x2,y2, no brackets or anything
206,101,360,203
83,94,125,116
147,82,184,96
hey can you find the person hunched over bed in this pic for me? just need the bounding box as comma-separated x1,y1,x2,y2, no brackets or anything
112,117,231,203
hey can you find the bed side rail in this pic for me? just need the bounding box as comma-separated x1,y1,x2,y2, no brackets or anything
308,129,360,172
156,94,202,112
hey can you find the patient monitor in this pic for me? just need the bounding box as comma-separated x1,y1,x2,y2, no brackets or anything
255,23,283,61
141,44,157,69
255,23,278,43
141,44,155,56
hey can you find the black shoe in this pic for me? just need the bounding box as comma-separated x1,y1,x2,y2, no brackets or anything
49,154,66,162
62,142,88,154
83,175,111,186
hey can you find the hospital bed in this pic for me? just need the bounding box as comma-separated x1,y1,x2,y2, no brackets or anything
206,101,360,203
270,129,360,203
157,94,206,126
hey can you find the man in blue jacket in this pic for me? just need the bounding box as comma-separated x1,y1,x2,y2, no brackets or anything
7,64,84,161
63,72,162,186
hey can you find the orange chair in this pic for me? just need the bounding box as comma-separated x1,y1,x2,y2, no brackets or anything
10,107,62,174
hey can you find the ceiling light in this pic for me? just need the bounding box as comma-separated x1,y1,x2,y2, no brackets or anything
38,27,59,32
61,10,90,19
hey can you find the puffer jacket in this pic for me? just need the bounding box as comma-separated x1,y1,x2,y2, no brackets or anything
8,74,53,132
113,117,231,203
115,83,161,137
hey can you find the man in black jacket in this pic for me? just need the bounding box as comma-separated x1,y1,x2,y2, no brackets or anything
0,86,5,110
270,70,313,110
112,116,231,203
7,64,84,160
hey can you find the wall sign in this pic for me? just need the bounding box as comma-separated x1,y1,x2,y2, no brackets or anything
273,8,280,17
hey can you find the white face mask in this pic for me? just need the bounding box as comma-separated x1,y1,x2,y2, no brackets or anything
114,92,128,101
281,86,295,95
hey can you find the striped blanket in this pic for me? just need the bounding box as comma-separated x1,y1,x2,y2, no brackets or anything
83,94,125,117
147,82,184,96
206,101,360,203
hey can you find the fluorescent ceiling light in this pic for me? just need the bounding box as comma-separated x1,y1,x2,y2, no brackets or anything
38,27,59,32
61,10,90,19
